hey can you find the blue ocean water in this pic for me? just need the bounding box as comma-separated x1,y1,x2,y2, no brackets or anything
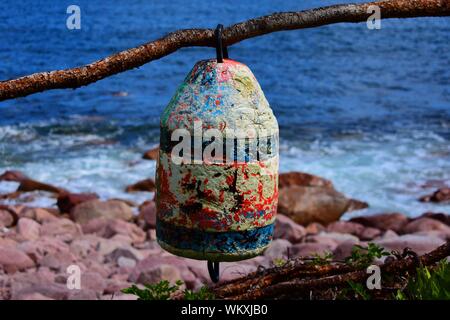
0,0,449,216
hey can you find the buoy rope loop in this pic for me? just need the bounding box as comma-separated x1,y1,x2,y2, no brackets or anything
214,24,228,63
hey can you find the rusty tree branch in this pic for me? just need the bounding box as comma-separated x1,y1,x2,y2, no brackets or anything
213,261,355,298
0,0,449,102
220,241,450,300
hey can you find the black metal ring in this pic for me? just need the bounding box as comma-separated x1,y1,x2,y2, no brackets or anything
215,24,228,63
207,260,220,283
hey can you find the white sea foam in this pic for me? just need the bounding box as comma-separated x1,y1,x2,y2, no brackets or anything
0,125,38,142
1,122,448,217
0,181,19,194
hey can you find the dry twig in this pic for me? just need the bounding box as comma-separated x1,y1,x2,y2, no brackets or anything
212,241,450,300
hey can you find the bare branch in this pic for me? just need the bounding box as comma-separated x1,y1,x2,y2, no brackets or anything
0,0,449,101
213,261,355,298
217,241,450,300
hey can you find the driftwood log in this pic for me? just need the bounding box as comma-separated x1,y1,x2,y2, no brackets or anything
1,0,449,101
211,241,450,300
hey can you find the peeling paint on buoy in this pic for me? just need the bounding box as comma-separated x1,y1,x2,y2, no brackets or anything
156,58,279,262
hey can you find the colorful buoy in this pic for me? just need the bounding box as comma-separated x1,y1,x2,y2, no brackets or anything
156,26,279,281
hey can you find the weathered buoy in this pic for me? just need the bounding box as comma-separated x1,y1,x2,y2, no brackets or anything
156,25,279,282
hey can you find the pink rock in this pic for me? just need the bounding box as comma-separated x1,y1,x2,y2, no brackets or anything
109,198,138,208
413,230,450,241
126,179,156,193
0,207,15,228
70,235,105,260
279,172,334,189
82,218,145,244
273,214,306,243
402,217,450,234
137,252,206,289
147,229,157,241
323,221,380,240
326,221,365,236
82,259,112,278
380,230,399,239
117,256,136,269
40,250,78,272
17,178,65,194
67,289,99,300
81,218,110,236
305,222,325,235
289,242,335,258
15,292,54,300
305,235,339,249
264,239,292,260
310,232,359,245
129,255,187,283
10,205,26,213
110,273,130,282
36,267,56,283
104,293,138,300
179,268,201,290
105,246,146,263
350,213,409,233
57,192,99,214
138,201,157,228
96,238,135,257
18,236,70,263
0,247,35,273
110,233,134,244
112,224,143,245
0,237,18,248
346,199,369,212
0,274,11,300
359,227,382,241
54,273,68,284
35,209,58,223
219,263,257,283
10,272,69,300
375,234,445,255
17,217,41,241
142,146,159,160
135,264,181,285
278,185,350,226
81,272,106,293
333,240,362,261
71,199,133,224
178,258,211,284
40,218,82,242
419,188,450,203
1,230,20,244
19,207,57,223
420,212,450,226
104,279,131,295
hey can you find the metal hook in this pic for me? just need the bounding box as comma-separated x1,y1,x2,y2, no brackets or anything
215,24,228,63
207,260,220,283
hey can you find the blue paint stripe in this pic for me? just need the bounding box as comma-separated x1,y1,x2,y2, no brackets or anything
156,220,274,255
160,128,279,162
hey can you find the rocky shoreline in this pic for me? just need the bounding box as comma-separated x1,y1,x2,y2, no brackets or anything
0,158,449,300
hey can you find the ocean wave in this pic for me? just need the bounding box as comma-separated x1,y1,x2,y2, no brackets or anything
280,129,450,217
0,124,38,142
